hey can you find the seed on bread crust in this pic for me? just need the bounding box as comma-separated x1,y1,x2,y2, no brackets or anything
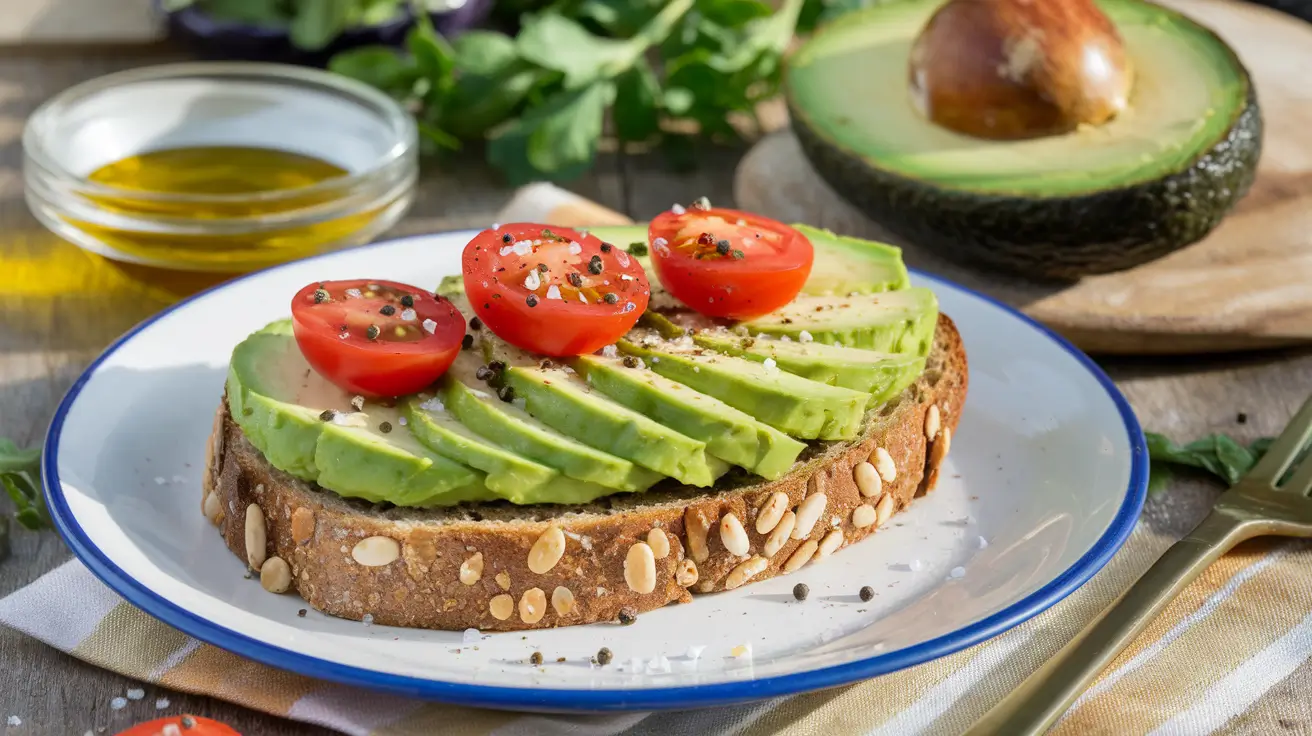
244,504,267,571
624,542,657,594
260,556,292,593
852,504,876,528
352,536,400,567
925,404,942,442
519,588,547,624
496,571,512,591
618,607,638,625
203,492,222,526
291,507,315,544
646,528,670,559
551,586,575,616
807,473,824,496
755,492,788,534
676,558,698,587
764,510,796,557
817,529,844,559
784,540,819,573
725,556,768,590
873,447,897,483
685,507,713,563
792,494,827,540
928,426,952,478
490,594,514,620
876,493,896,527
854,462,882,498
460,553,484,585
528,526,566,574
719,513,750,557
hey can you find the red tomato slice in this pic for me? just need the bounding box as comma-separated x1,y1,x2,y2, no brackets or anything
115,715,242,736
291,279,466,398
648,206,813,320
463,224,651,356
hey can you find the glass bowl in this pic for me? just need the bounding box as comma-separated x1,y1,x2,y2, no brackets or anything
23,62,417,273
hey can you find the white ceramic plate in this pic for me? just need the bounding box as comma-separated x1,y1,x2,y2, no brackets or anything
45,230,1147,712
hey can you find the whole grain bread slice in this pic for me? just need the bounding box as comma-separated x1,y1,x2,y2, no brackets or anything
201,315,967,631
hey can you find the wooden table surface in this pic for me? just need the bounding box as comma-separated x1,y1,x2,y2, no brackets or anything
3,46,1312,735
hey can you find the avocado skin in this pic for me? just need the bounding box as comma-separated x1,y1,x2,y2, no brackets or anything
789,84,1262,279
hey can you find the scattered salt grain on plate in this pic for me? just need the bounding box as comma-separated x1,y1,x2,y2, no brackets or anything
110,697,128,710
462,628,481,644
153,477,166,485
171,475,186,483
909,559,924,572
7,716,21,726
362,614,374,627
155,698,170,710
126,688,145,701
685,644,706,660
949,566,966,579
978,536,989,550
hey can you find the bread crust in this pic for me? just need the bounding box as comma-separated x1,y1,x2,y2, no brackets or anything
202,316,967,631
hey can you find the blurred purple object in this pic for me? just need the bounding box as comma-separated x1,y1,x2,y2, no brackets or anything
156,0,494,66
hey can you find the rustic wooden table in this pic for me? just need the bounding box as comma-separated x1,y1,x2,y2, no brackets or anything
3,46,1312,735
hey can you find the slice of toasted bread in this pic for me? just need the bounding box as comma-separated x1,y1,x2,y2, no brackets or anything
201,315,967,631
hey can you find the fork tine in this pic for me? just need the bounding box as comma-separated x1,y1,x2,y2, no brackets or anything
1247,395,1312,486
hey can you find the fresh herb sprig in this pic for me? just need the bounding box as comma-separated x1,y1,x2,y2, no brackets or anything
1144,431,1305,495
0,439,47,561
329,0,806,184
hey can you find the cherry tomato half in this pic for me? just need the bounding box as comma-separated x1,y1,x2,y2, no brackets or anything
648,206,813,320
115,715,242,736
291,279,465,398
463,224,651,356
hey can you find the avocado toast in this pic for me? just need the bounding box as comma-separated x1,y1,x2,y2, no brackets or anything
202,207,968,631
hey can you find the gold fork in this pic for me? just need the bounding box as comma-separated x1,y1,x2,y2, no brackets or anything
965,396,1312,736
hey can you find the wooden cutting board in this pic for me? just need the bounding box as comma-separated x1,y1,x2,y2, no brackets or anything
737,0,1312,355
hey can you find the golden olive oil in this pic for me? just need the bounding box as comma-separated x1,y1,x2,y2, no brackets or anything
74,146,379,270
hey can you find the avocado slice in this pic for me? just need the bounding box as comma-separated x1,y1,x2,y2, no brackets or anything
797,224,909,296
786,0,1261,278
226,324,481,506
620,334,868,441
573,354,806,480
695,331,926,405
440,356,663,493
503,366,725,487
743,287,938,355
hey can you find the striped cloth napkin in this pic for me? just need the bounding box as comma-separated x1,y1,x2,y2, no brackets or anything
4,184,1312,735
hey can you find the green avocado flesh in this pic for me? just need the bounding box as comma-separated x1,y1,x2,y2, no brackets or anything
694,332,926,404
619,336,870,441
227,228,941,506
789,0,1250,195
573,354,806,480
226,325,481,506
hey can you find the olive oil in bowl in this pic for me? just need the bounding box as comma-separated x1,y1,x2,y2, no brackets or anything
24,62,418,273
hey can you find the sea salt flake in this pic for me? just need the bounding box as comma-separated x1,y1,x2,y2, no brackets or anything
420,396,445,412
7,716,21,726
463,628,482,644
601,345,619,359
762,357,778,371
671,204,686,214
500,245,515,256
171,474,186,483
345,288,363,299
153,476,166,485
798,330,814,343
978,536,990,550
568,241,583,255
949,566,966,579
621,274,634,281
622,301,637,313
422,318,438,335
126,688,145,700
685,644,706,660
401,308,417,322
513,240,534,256
163,726,182,736
362,614,375,626
616,251,631,267
909,559,924,572
398,416,408,426
110,697,128,711
546,285,563,300
491,222,501,230
524,269,541,290
155,698,171,710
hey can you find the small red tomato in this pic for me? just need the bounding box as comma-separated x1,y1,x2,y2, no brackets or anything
648,206,813,320
115,715,242,736
291,279,465,397
462,224,651,356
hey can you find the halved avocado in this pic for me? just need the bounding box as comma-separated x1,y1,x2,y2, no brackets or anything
786,0,1262,278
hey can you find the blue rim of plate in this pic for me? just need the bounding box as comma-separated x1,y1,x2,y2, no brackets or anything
43,230,1148,712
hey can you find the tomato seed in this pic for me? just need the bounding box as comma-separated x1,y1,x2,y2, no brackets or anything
313,289,330,304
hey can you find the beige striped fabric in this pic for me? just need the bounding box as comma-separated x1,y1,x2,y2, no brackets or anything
4,186,1312,734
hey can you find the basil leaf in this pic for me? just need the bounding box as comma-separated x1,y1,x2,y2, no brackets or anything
407,18,457,94
453,31,520,76
516,13,639,87
487,81,614,184
329,46,417,96
441,65,545,140
288,0,353,50
613,61,662,142
0,439,40,474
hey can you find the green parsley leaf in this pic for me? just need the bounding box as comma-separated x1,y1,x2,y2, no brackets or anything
614,62,662,142
1143,431,1311,495
0,439,49,534
289,0,353,51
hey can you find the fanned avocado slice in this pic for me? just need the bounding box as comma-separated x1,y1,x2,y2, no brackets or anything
226,324,481,506
573,354,806,480
695,331,926,405
796,224,909,296
743,288,938,354
786,0,1261,277
620,334,869,441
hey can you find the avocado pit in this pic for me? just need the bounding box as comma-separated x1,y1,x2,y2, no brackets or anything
908,0,1134,140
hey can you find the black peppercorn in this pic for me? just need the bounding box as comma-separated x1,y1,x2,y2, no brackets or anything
617,607,638,626
379,304,396,316
859,586,874,602
530,652,543,666
597,647,613,665
603,292,619,304
793,583,809,601
462,334,474,349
